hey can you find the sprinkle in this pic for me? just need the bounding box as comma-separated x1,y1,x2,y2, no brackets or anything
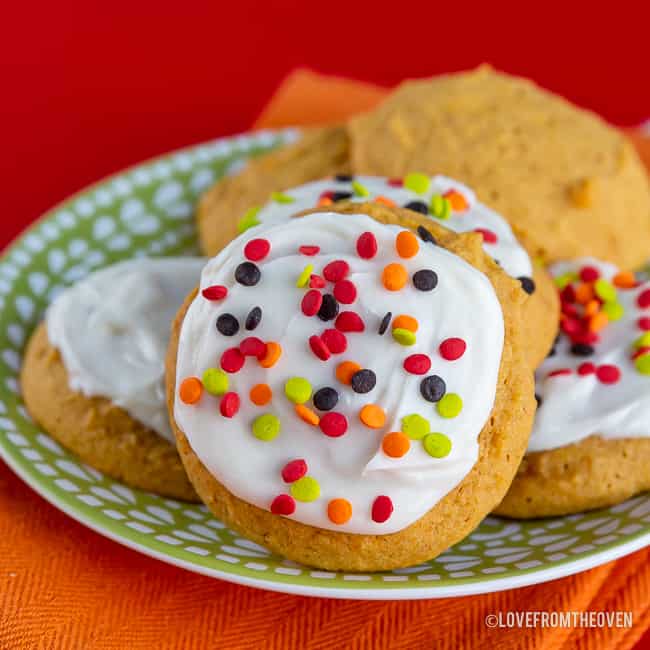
328,499,352,525
638,289,650,309
594,278,617,303
244,238,270,262
430,194,451,220
437,393,463,418
405,201,429,215
291,476,321,502
584,300,600,318
635,354,650,375
600,302,623,322
396,231,419,259
351,369,376,394
382,432,410,458
333,280,357,304
417,226,437,246
259,341,282,368
613,271,636,288
319,412,348,437
202,285,228,301
336,361,362,385
356,232,378,259
378,311,392,335
423,432,452,458
413,269,438,291
179,377,202,404
216,313,239,337
392,328,416,346
596,364,621,384
245,306,262,330
332,191,353,202
554,272,577,289
335,311,365,332
474,228,498,244
220,347,245,373
403,354,431,375
439,337,466,361
239,336,267,359
295,404,320,426
335,174,353,182
309,335,331,361
374,195,396,207
352,180,369,197
235,262,261,287
309,274,326,289
202,368,229,396
631,347,650,361
518,277,536,295
570,343,594,357
282,459,307,483
388,178,403,187
372,496,394,523
237,206,261,233
574,282,594,304
270,494,295,515
323,260,350,283
250,383,272,406
638,317,650,331
296,264,314,288
252,414,281,441
404,172,430,195
219,392,240,418
420,375,446,403
548,368,572,378
322,328,348,354
382,263,408,291
392,314,418,332
301,289,323,317
318,294,340,321
402,414,430,440
313,387,339,411
359,404,386,429
443,189,469,211
588,311,609,333
580,266,600,282
271,191,294,204
634,333,650,349
577,362,596,375
299,245,320,256
317,197,333,207
285,377,312,404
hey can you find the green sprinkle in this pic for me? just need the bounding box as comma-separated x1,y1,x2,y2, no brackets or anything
430,194,451,220
285,377,312,404
594,278,617,303
402,414,431,440
635,353,650,375
296,264,314,288
602,301,625,322
237,206,261,233
352,180,369,197
271,191,295,204
437,393,463,418
252,414,281,441
290,476,320,502
202,368,229,396
554,272,577,289
392,328,416,346
404,172,430,195
423,432,452,458
634,332,650,349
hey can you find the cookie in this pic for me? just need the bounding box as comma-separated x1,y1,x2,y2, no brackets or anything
167,204,535,571
348,66,650,269
197,125,349,256
21,258,204,502
495,258,650,518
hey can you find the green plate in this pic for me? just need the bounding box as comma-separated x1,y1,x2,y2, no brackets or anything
1,129,649,599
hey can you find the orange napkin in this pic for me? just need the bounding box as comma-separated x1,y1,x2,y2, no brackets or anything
1,68,649,650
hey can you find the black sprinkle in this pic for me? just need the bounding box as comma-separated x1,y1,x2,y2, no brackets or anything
235,262,261,286
350,369,376,394
378,311,392,335
313,387,339,411
216,313,239,337
245,306,262,331
420,375,446,403
334,174,353,182
571,343,594,357
332,191,353,202
405,201,429,215
318,294,339,321
417,225,437,245
518,276,536,295
535,393,543,407
413,269,438,292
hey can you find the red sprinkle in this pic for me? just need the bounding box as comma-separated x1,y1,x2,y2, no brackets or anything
638,317,650,331
631,347,650,361
335,311,365,333
219,392,240,417
309,274,326,289
548,368,572,378
388,178,403,187
299,245,320,256
572,330,600,345
637,289,650,309
322,329,348,354
333,279,357,304
439,337,467,361
220,347,245,373
561,285,576,303
596,364,621,384
239,337,267,359
561,316,582,336
577,362,596,375
561,301,578,317
202,285,228,301
403,354,432,375
244,238,270,262
323,260,350,283
318,191,334,201
579,266,600,282
356,231,378,259
371,496,394,523
473,228,498,244
281,459,308,483
301,289,323,317
270,494,296,516
309,335,331,361
319,412,348,437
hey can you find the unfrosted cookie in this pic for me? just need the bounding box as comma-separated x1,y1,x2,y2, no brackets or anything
167,204,535,571
496,258,650,518
21,258,204,501
348,67,650,269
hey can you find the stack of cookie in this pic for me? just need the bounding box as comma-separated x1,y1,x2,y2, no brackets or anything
22,67,650,572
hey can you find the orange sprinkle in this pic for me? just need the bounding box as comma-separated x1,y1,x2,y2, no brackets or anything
395,231,419,259
250,383,272,406
613,271,636,289
259,341,282,368
374,195,396,207
392,314,419,333
444,189,469,211
327,498,352,525
584,299,600,317
589,311,609,333
295,403,320,426
359,404,386,429
382,263,408,291
179,377,202,405
317,197,333,207
336,360,362,385
382,432,410,458
574,283,594,305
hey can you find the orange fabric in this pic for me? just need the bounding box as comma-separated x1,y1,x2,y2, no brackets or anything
1,68,650,649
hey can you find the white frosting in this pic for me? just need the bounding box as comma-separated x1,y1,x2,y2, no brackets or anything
530,258,650,453
174,212,504,534
47,257,206,442
248,175,532,280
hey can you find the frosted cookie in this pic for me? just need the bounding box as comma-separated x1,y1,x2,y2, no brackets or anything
21,258,205,501
348,67,650,269
167,205,535,571
496,259,650,518
197,125,349,256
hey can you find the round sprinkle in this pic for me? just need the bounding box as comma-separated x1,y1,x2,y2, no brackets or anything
602,301,624,322
437,393,463,418
301,289,323,317
245,306,262,330
252,414,281,441
423,432,452,458
392,328,416,346
396,230,419,259
444,189,469,211
594,278,617,302
244,238,270,262
235,262,261,287
323,260,350,283
322,328,348,354
220,347,245,373
237,206,261,233
403,354,431,375
259,341,282,368
295,404,320,426
313,387,339,411
417,225,437,244
202,285,228,301
335,311,365,332
250,383,272,406
309,335,331,361
588,312,609,333
382,432,410,458
356,232,378,259
318,294,340,321
580,265,600,282
402,414,430,440
309,274,326,289
405,201,429,215
219,392,240,418
319,412,348,437
359,404,386,429
596,364,621,385
333,280,357,305
404,172,430,195
393,314,418,332
216,313,239,337
351,369,376,394
296,264,314,288
634,332,650,349
285,377,312,404
291,476,320,502
638,317,650,331
382,263,408,291
439,337,466,361
430,194,451,220
574,283,594,305
635,354,650,375
328,499,352,525
474,228,498,244
578,362,596,375
179,377,202,404
638,289,650,309
571,343,594,357
270,494,295,516
613,271,636,288
372,496,394,523
299,245,320,256
240,336,267,358
518,277,536,295
413,269,438,292
352,180,369,196
420,375,446,402
336,361,362,385
202,368,229,396
378,311,392,335
555,272,578,289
